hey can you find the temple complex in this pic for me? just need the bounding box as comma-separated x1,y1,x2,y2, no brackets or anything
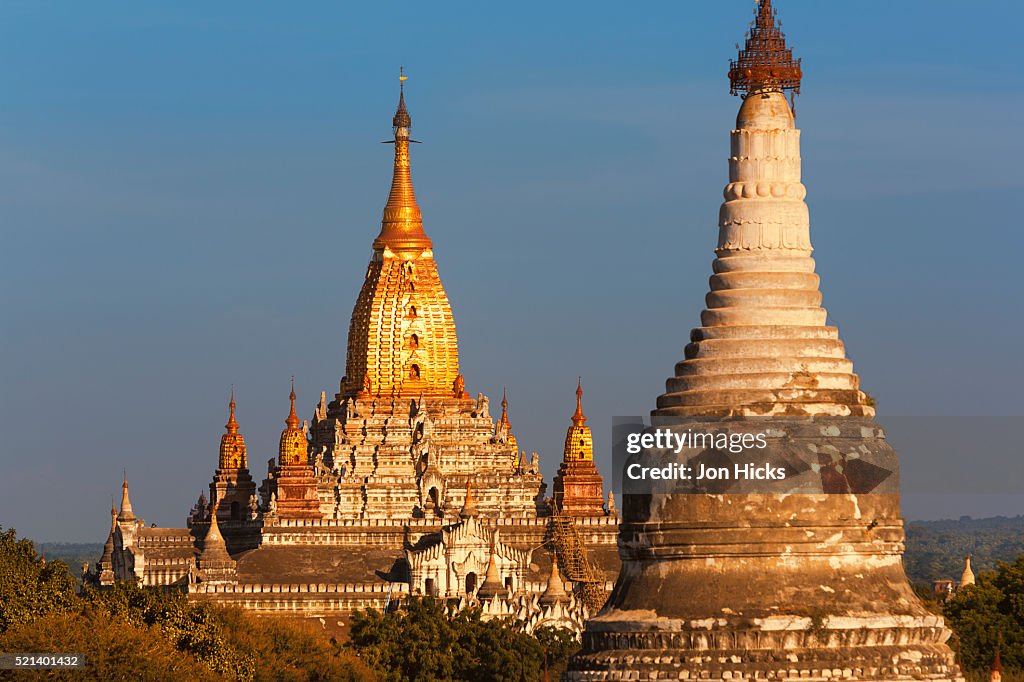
86,75,619,638
568,1,963,679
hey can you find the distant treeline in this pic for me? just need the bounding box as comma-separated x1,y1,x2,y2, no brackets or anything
904,515,1024,586
38,543,102,582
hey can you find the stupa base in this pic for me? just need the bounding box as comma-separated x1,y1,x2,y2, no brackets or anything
567,616,963,681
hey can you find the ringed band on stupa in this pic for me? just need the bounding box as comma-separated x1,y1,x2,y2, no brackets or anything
85,71,620,636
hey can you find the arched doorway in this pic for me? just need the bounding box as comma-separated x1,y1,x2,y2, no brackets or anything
466,572,478,595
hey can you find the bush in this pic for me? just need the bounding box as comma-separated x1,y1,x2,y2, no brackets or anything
347,597,577,681
945,554,1024,672
0,527,77,633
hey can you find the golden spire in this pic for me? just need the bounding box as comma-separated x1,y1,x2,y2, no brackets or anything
226,386,238,435
219,387,248,469
572,378,587,427
278,378,308,465
499,387,518,461
286,377,300,430
499,387,514,432
563,379,594,462
118,469,136,521
373,68,432,255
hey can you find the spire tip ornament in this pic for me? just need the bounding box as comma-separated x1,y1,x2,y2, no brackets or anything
728,0,802,98
374,68,430,255
572,378,586,427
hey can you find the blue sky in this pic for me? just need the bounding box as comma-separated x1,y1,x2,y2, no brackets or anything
1,1,1022,542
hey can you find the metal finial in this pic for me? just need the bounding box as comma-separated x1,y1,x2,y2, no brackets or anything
729,0,802,98
393,68,411,130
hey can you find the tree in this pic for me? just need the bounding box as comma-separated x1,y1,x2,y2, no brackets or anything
0,607,221,681
0,526,77,633
945,555,1024,671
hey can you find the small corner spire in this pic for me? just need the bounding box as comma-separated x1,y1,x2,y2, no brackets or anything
459,480,479,519
286,377,300,430
118,470,136,521
226,385,239,435
572,378,587,427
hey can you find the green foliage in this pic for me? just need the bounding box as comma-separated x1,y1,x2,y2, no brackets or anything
534,625,581,679
945,555,1024,672
0,526,77,633
0,607,222,681
347,597,577,682
81,582,255,678
0,527,372,681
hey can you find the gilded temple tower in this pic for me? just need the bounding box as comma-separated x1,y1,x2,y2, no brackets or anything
343,71,459,400
568,2,962,679
208,389,257,522
307,75,548,520
552,381,606,517
264,382,321,519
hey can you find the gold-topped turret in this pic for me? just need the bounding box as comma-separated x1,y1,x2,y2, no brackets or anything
218,387,248,470
563,379,594,462
373,69,432,256
278,379,308,466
